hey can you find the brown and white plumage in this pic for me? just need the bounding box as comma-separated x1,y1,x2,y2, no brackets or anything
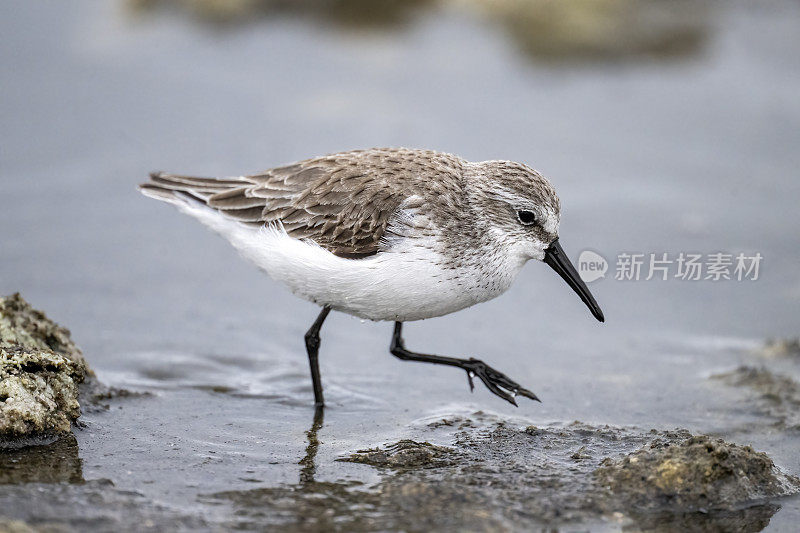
140,148,608,406
140,148,562,321
142,148,472,259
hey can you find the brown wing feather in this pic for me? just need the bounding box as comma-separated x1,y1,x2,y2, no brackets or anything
242,157,406,257
142,149,464,258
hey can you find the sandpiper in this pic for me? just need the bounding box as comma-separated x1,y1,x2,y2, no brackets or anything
140,148,604,406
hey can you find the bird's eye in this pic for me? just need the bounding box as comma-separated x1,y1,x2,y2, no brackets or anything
517,210,537,226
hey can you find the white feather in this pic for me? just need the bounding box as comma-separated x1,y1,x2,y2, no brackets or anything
160,195,523,322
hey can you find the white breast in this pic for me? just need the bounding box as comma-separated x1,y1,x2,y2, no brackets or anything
174,200,523,322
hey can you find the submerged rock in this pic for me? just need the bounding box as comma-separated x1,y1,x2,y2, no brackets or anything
0,294,90,443
208,419,799,531
595,435,799,513
340,439,460,469
713,365,800,431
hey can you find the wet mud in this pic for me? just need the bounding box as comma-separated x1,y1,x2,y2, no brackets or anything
341,439,461,469
0,430,207,531
0,479,209,533
78,378,150,415
712,366,800,432
208,418,799,531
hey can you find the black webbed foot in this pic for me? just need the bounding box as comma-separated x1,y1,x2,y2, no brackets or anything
389,321,540,407
462,358,540,406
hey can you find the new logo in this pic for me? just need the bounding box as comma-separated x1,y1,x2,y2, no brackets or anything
578,250,608,283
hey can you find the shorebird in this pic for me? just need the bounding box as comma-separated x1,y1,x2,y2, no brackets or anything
140,148,603,406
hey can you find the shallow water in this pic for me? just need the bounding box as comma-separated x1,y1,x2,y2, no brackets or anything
1,0,800,530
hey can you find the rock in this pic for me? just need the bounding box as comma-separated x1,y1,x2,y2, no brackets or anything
453,0,708,61
128,0,707,63
0,294,86,368
340,439,459,469
759,337,800,359
0,347,85,443
712,365,800,431
594,435,800,513
209,419,799,531
0,294,90,443
126,0,434,28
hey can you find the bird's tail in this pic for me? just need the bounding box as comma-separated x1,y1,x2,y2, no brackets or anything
139,172,247,207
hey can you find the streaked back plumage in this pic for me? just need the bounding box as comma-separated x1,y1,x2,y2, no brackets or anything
142,148,466,258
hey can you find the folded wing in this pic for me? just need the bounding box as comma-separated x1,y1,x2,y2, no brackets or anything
140,151,411,258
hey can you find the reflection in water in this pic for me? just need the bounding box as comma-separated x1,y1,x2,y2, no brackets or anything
202,405,384,531
298,405,324,485
125,0,709,61
0,434,84,485
626,505,780,533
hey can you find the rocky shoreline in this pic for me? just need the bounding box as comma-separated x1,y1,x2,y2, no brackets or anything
2,294,799,531
0,294,92,445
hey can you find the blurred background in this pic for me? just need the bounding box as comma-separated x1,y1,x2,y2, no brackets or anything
1,0,799,530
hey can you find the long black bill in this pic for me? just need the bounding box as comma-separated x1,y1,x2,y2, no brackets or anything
543,239,605,323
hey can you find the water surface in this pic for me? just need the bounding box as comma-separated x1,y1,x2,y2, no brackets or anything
1,0,799,530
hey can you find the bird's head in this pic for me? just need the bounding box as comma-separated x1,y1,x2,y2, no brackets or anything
466,160,604,322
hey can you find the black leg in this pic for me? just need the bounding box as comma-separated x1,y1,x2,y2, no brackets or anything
389,322,540,406
304,306,331,406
